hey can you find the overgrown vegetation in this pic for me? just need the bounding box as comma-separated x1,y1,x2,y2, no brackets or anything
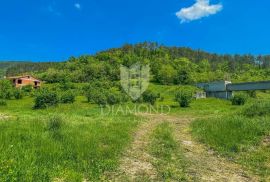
0,99,7,106
1,43,270,180
242,101,270,117
231,93,248,105
192,116,270,154
0,98,139,181
191,99,270,179
142,90,159,105
175,90,193,108
60,91,75,104
34,89,59,109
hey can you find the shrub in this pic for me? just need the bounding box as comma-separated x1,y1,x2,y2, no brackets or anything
60,91,75,104
34,89,59,109
21,85,33,93
107,92,121,105
159,96,164,102
84,83,101,103
0,99,7,106
243,101,270,117
175,91,193,108
93,92,107,107
59,82,75,91
142,90,158,105
13,89,23,100
231,93,248,105
0,80,13,99
247,90,257,98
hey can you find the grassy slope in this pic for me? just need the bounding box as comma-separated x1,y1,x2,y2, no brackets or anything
149,84,270,179
0,96,140,181
1,84,270,180
191,93,270,179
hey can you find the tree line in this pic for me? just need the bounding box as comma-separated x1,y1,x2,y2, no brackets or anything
3,42,270,85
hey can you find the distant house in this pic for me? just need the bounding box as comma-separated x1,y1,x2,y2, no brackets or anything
7,75,41,88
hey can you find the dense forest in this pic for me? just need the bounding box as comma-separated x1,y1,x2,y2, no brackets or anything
3,42,270,84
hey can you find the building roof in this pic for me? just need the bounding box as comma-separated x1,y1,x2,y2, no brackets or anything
7,75,41,82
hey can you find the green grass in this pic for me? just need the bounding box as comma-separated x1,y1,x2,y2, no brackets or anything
191,116,270,155
149,122,188,181
2,83,270,180
191,100,270,179
242,101,270,117
238,146,270,178
0,96,140,181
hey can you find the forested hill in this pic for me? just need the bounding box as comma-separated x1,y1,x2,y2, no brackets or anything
5,62,59,77
0,62,30,79
2,42,270,84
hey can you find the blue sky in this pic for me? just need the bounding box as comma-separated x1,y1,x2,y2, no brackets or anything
0,0,269,61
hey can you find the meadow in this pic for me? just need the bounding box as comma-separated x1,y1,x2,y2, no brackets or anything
0,96,141,181
0,83,270,181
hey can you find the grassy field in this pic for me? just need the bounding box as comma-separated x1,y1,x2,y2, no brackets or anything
191,98,270,180
0,96,141,181
1,84,270,181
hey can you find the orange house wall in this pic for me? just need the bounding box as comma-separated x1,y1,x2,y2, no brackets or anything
15,79,41,88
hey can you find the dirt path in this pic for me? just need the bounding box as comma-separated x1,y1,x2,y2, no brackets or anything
112,113,259,182
110,115,163,181
0,113,9,120
164,114,258,182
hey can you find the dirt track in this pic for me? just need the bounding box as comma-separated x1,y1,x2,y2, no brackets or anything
111,113,258,181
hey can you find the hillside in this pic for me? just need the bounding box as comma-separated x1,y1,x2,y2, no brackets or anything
1,43,270,180
0,62,30,79
2,43,270,84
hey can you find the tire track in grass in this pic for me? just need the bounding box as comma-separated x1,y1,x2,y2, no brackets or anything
148,122,190,181
141,114,258,182
108,114,163,181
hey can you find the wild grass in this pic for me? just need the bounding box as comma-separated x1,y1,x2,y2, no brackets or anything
149,122,188,181
191,116,270,154
242,101,270,117
0,97,140,181
191,100,270,179
1,83,270,180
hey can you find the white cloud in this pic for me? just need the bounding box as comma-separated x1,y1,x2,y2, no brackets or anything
74,3,81,10
176,0,222,23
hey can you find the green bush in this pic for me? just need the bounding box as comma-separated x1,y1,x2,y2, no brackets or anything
247,90,257,98
13,89,23,100
107,92,121,105
34,89,59,109
175,91,193,108
21,85,33,93
0,99,7,106
90,91,107,107
60,91,75,104
84,81,128,106
231,93,248,105
243,101,270,117
0,80,13,99
59,82,75,91
85,88,107,105
142,90,158,105
84,82,103,103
